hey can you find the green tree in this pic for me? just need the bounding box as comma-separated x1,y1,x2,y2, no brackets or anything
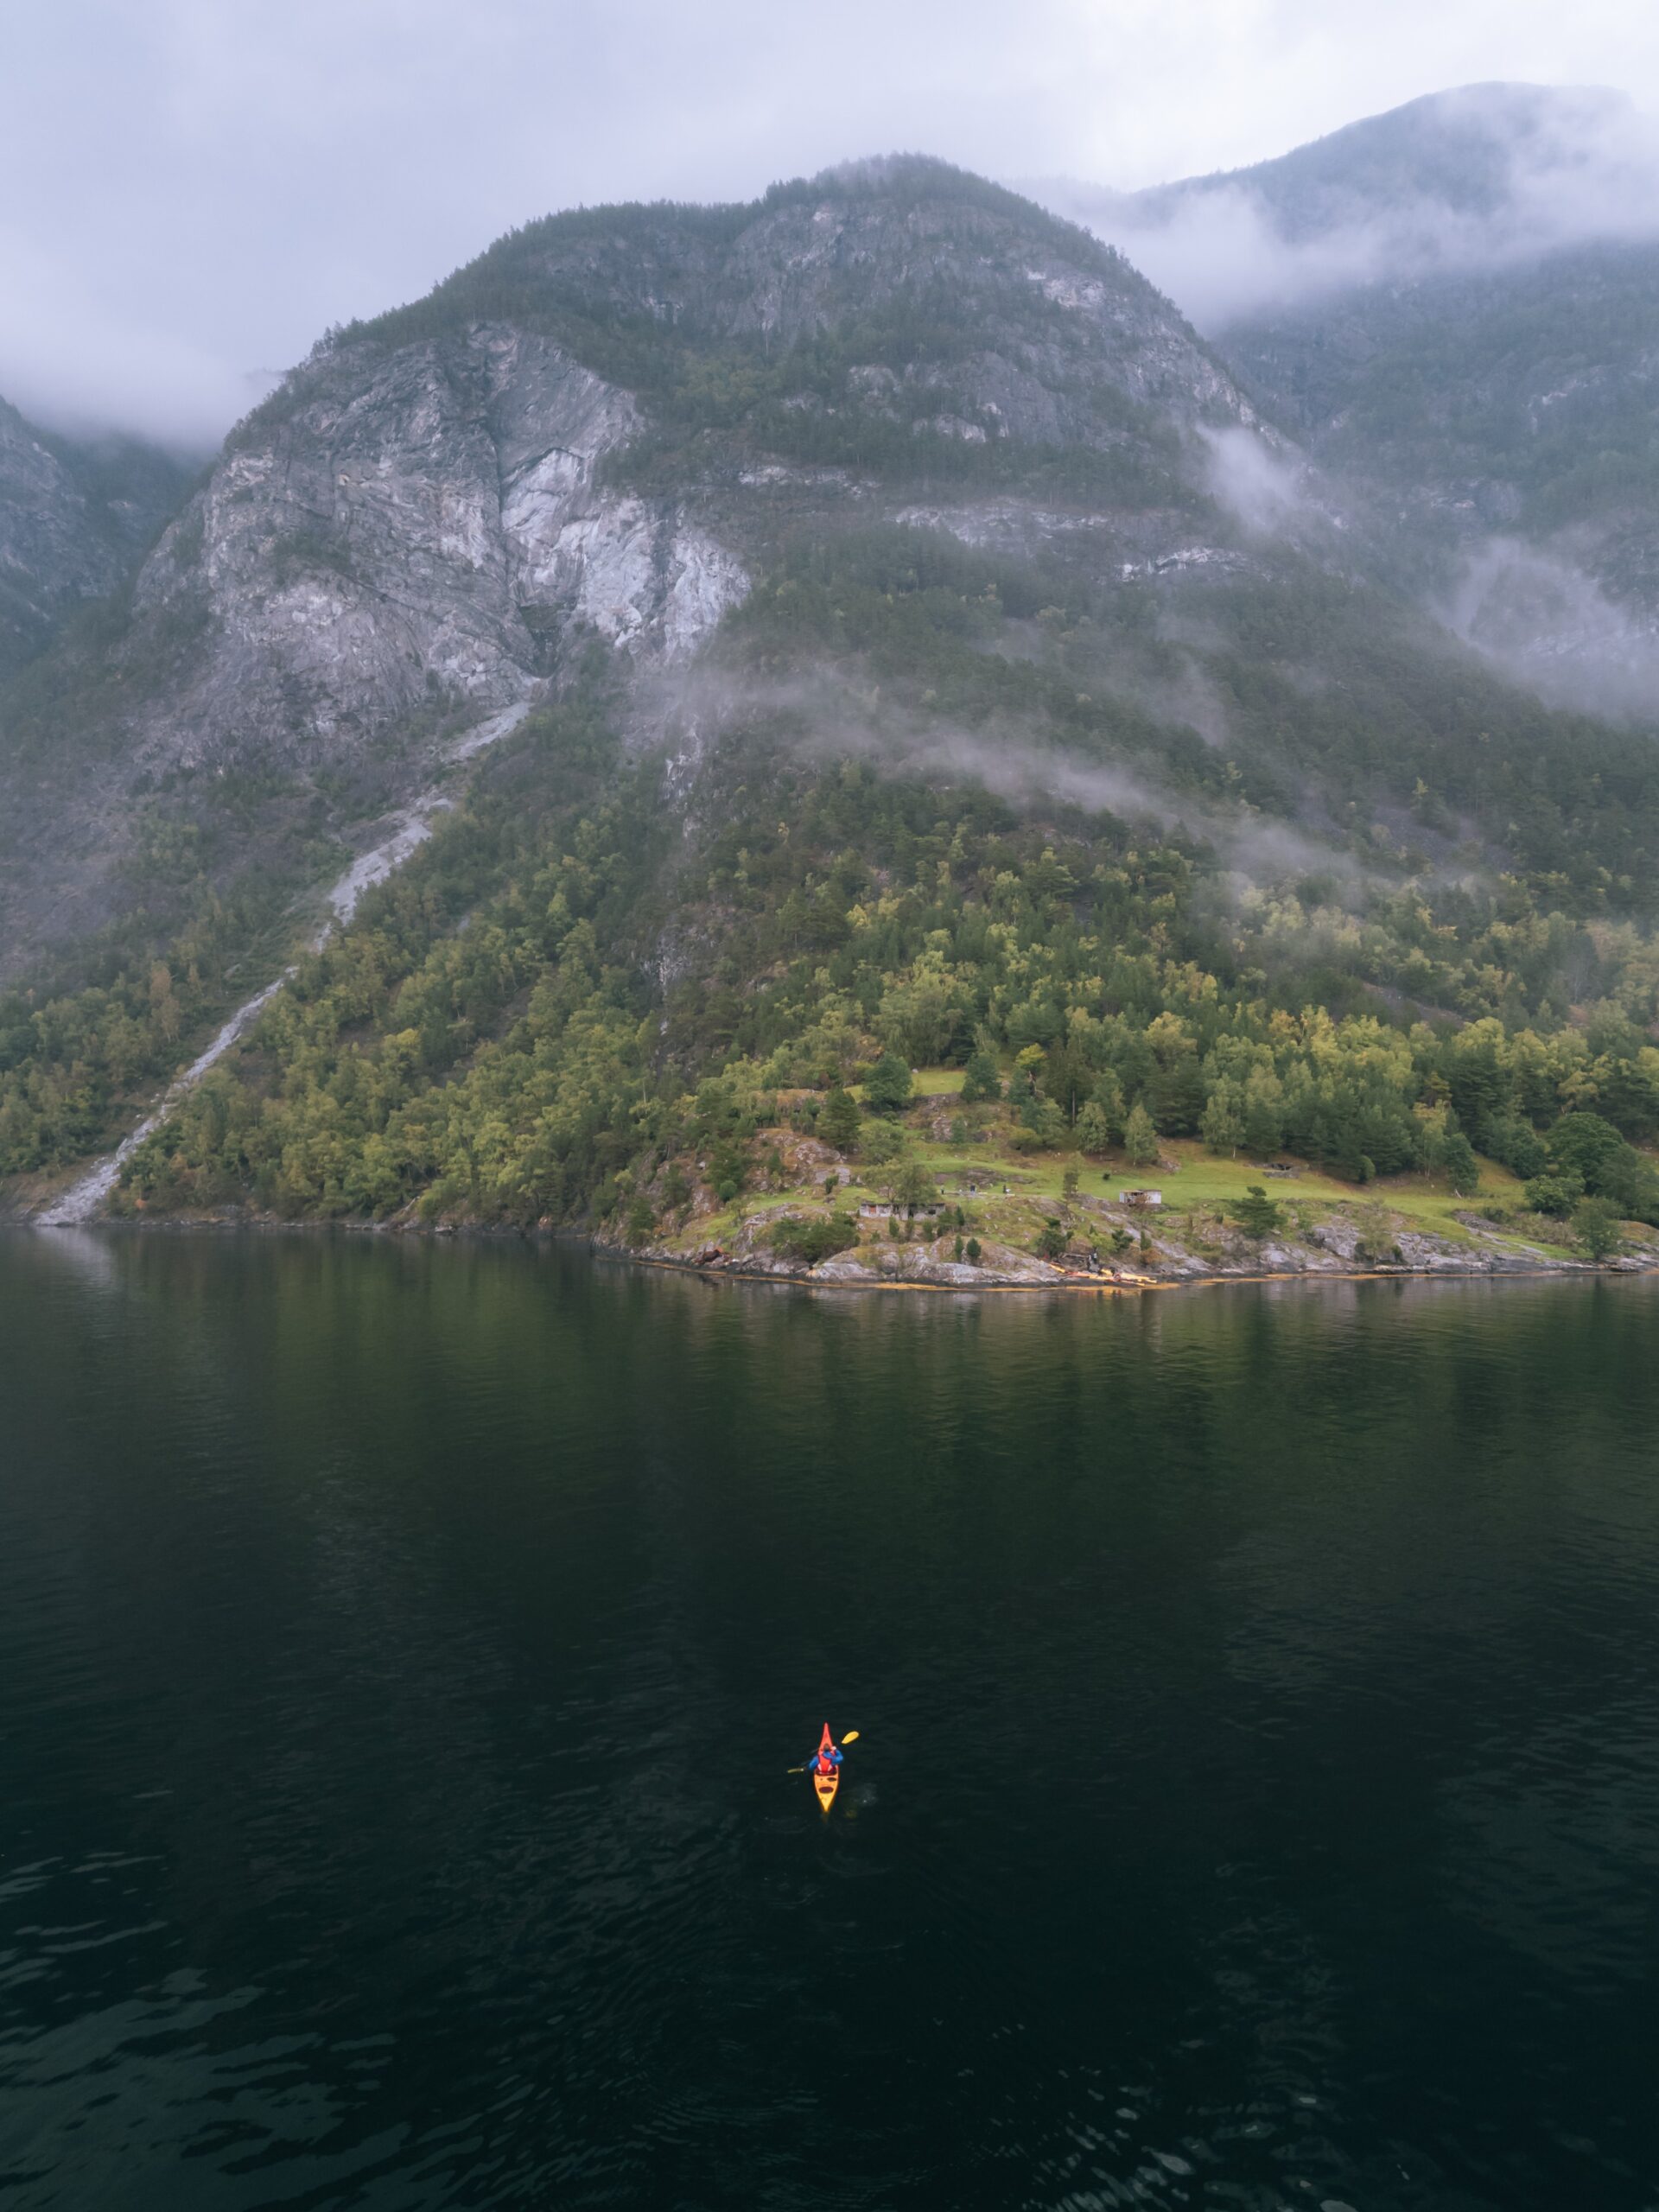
1548,1113,1627,1187
768,1213,859,1263
1201,1081,1244,1157
863,1050,913,1116
1352,1201,1398,1265
1440,1130,1481,1195
1523,1171,1584,1217
959,1046,1002,1103
861,1119,908,1166
1231,1183,1283,1238
964,1236,982,1263
1485,1113,1547,1181
1123,1101,1159,1166
818,1084,861,1149
1035,1217,1067,1261
892,1160,936,1211
1074,1100,1111,1155
1089,1070,1125,1141
1241,1066,1285,1157
1012,1092,1066,1149
1573,1195,1624,1261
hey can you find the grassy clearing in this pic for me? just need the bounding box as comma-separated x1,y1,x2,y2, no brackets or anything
897,1134,1511,1229
645,1105,1649,1278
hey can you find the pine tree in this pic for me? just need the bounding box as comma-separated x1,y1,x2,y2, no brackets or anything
1075,1101,1111,1155
1231,1184,1282,1238
1201,1082,1244,1157
819,1085,861,1150
1123,1101,1159,1166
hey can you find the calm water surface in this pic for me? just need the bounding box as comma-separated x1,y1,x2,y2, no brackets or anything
3,1233,1657,2210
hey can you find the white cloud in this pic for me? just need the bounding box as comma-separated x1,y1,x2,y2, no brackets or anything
1042,86,1659,328
5,2,1659,438
1200,427,1306,537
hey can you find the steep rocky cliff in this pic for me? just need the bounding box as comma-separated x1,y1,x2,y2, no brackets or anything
127,326,747,775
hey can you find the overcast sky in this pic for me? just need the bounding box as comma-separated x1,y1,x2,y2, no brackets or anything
4,0,1656,447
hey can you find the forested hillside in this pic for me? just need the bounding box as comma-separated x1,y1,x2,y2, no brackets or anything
74,551,1659,1242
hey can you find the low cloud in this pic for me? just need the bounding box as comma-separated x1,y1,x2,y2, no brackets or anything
1446,538,1659,723
1199,425,1307,537
664,662,1380,896
0,228,260,451
1035,86,1659,329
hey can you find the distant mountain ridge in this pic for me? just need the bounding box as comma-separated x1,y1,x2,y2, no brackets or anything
0,396,193,681
1028,84,1659,707
1030,83,1654,313
1131,82,1635,238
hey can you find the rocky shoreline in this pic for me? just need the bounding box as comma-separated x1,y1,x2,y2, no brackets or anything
10,1201,1657,1300
591,1223,1659,1294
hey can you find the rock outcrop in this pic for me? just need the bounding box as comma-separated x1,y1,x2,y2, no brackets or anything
129,327,749,776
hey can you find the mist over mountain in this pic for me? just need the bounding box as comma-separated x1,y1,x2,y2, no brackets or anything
0,396,194,681
1033,85,1659,716
1031,83,1659,324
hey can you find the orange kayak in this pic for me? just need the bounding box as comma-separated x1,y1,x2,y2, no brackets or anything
810,1722,841,1812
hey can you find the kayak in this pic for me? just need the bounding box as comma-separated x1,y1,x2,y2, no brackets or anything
811,1721,840,1812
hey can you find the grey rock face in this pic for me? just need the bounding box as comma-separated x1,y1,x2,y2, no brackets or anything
0,396,191,678
129,326,748,774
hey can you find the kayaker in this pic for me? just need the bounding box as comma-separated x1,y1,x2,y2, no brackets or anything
810,1734,843,1775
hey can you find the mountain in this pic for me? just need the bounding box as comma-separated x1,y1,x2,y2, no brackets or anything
1133,82,1631,238
0,160,1262,975
1031,86,1659,710
103,157,1257,775
1217,237,1659,709
0,395,194,681
7,149,1659,1236
1032,84,1651,316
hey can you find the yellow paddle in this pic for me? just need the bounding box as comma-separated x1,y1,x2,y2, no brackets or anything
786,1729,859,1773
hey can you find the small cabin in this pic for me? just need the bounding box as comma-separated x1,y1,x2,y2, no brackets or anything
1117,1187,1163,1210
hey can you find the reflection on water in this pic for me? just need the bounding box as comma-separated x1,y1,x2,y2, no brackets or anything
3,1234,1658,2209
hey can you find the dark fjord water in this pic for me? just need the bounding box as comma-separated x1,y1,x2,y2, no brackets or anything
3,1235,1658,2212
